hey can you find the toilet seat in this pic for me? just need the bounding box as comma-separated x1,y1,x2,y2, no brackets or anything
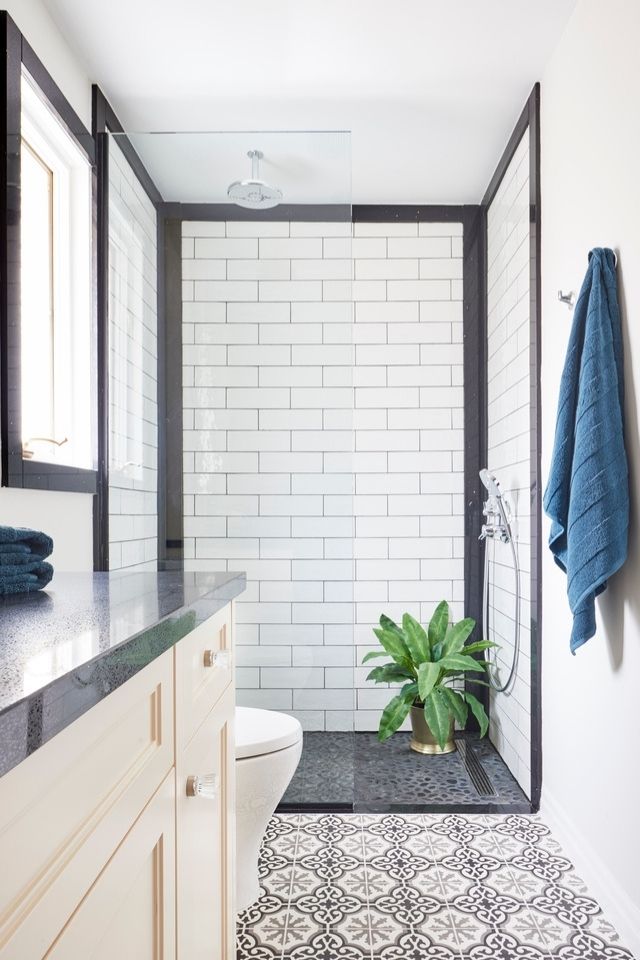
235,706,302,760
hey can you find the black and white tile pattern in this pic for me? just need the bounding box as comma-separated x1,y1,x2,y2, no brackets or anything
281,732,528,808
237,813,635,959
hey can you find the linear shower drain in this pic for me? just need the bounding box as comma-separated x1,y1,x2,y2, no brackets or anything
456,740,498,798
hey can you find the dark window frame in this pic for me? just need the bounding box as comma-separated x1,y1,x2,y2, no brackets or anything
0,12,98,495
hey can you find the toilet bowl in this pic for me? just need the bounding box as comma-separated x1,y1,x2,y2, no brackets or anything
235,706,302,913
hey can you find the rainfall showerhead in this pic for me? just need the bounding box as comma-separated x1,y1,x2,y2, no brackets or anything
479,469,502,500
227,149,282,210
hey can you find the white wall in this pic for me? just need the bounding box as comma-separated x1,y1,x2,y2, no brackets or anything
108,138,158,570
541,0,640,953
181,219,464,730
0,0,94,570
486,131,532,798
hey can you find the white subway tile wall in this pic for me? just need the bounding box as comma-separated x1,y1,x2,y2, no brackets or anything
108,139,158,570
181,219,464,730
486,130,532,797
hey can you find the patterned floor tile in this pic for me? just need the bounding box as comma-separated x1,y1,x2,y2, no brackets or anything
236,813,636,960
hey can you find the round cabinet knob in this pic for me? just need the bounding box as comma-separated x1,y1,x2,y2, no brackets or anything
186,773,220,799
203,649,231,669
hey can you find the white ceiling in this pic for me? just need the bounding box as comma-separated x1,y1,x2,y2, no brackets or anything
44,0,576,204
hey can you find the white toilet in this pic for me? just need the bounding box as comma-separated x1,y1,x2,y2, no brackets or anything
235,706,303,912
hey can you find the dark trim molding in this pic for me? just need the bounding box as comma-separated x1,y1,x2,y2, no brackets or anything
92,87,162,205
480,83,542,811
0,12,98,495
353,205,475,223
160,202,350,222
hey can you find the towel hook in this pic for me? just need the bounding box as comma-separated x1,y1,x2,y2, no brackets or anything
558,290,575,308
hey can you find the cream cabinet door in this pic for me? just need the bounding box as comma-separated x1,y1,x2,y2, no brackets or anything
45,773,176,960
176,684,235,960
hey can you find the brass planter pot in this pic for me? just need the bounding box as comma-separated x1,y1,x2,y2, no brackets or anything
409,704,456,755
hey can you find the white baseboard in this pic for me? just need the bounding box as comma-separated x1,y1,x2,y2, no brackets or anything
542,789,640,958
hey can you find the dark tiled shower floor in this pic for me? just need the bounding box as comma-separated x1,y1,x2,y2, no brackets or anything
279,731,530,813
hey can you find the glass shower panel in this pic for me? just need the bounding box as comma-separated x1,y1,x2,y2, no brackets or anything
115,130,354,807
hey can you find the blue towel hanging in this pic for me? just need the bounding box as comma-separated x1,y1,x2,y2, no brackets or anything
543,248,629,652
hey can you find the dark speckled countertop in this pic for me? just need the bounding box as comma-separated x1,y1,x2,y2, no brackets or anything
0,570,246,777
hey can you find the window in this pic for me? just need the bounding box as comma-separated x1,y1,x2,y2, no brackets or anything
20,69,94,470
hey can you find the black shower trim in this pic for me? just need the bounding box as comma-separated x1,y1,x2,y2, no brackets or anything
480,83,542,812
0,12,98,497
92,85,164,570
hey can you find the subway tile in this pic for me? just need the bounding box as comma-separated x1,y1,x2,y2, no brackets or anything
193,367,257,387
292,344,352,366
292,430,352,452
293,560,353,581
228,344,291,366
259,495,323,516
419,300,463,323
195,494,258,516
182,221,226,237
182,301,226,323
227,302,290,323
259,452,323,473
388,494,452,515
291,387,353,408
227,516,290,537
355,258,418,280
227,259,290,280
259,323,323,344
387,365,451,387
355,387,419,408
194,323,258,344
291,301,352,324
356,344,418,366
225,220,289,237
259,366,323,387
387,322,452,344
387,279,451,301
418,221,463,237
290,221,351,237
194,237,257,258
351,237,387,258
292,516,353,538
260,624,324,645
193,409,257,430
387,236,451,258
355,430,420,451
259,538,324,559
352,280,386,301
227,387,290,408
261,667,324,688
194,451,258,473
323,237,352,258
236,646,291,668
260,581,322,602
419,257,463,279
259,280,322,301
418,385,464,407
182,344,227,366
356,559,420,580
227,473,290,494
355,301,418,323
388,537,453,559
194,280,257,301
291,258,351,280
182,258,226,280
259,409,322,430
259,237,322,258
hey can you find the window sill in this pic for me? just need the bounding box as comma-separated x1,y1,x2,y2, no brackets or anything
6,457,98,495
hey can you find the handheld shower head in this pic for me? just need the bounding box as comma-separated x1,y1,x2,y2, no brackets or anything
479,469,502,499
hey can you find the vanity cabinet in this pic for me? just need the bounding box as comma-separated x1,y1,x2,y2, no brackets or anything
0,599,236,960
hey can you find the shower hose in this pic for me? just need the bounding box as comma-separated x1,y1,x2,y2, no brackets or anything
482,527,521,694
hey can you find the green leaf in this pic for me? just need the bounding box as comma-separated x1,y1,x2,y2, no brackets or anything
442,618,476,657
423,688,452,751
461,640,499,656
463,691,489,737
372,628,410,667
428,600,450,649
439,653,486,674
400,681,419,701
379,614,406,641
377,693,413,742
441,687,468,727
367,665,415,685
417,661,440,702
402,613,430,663
362,650,389,664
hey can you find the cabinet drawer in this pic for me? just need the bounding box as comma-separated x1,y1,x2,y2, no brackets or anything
175,603,233,747
176,684,235,960
0,650,173,960
45,772,176,960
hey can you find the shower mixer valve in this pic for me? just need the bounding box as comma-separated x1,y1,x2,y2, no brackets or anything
479,497,511,543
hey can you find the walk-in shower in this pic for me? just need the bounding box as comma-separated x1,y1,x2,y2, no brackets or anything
106,114,540,814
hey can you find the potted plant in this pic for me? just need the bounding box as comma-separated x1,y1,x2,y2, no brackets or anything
363,600,495,754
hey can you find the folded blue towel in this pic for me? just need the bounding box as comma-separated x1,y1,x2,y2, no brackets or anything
0,561,53,595
543,248,629,652
0,526,53,559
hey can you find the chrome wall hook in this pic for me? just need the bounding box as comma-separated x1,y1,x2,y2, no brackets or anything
558,290,575,307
